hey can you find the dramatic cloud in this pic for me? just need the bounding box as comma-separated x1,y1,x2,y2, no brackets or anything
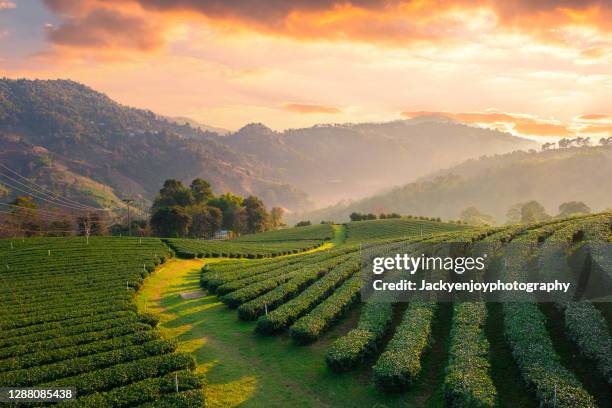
3,1,608,132
46,8,164,51
39,1,612,51
402,110,612,138
282,103,342,114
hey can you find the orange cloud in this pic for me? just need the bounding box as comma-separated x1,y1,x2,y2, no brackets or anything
401,110,576,137
513,122,574,137
46,8,164,51
576,113,612,122
579,125,612,134
282,103,342,114
402,110,612,138
40,1,612,52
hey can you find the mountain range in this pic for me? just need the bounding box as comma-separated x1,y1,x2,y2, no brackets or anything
1,78,543,217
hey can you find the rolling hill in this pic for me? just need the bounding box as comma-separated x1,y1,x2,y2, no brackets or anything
221,119,538,206
293,145,612,224
0,79,310,212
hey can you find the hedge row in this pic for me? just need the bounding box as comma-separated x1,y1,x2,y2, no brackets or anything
0,302,136,330
58,370,201,407
0,330,160,373
503,303,596,408
372,302,437,392
235,259,345,321
216,266,304,295
203,247,354,291
220,271,301,308
0,339,176,387
0,322,152,360
564,302,612,384
326,302,394,372
502,227,596,408
444,302,497,407
256,260,359,334
0,312,139,344
134,389,205,408
43,353,196,396
290,275,361,344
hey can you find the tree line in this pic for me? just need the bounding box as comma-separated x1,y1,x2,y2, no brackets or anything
460,200,594,226
149,178,284,238
0,178,285,239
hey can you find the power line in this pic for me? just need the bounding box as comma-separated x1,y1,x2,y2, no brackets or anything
0,163,104,211
0,169,93,211
0,174,95,212
0,164,118,212
0,202,107,219
0,224,78,234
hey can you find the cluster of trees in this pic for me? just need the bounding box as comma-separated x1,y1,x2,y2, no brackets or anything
542,136,612,151
506,200,591,224
149,179,284,238
349,212,403,221
460,200,593,226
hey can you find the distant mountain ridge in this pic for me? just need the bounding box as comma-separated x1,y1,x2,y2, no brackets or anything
220,119,538,206
0,78,540,216
0,79,310,212
291,145,612,224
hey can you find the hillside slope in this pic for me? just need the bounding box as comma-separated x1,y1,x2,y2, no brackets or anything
293,146,612,223
0,79,310,211
221,120,538,206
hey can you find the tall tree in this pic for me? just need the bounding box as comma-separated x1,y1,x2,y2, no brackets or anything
209,193,244,230
190,178,214,204
153,179,193,209
189,205,223,238
460,206,496,225
558,201,591,218
520,201,550,223
243,195,269,233
150,206,191,237
270,207,285,229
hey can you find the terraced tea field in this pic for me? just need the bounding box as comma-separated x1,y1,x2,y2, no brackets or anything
165,224,334,259
0,237,205,406
1,216,611,407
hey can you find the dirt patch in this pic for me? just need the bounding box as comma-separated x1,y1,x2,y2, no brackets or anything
181,290,207,300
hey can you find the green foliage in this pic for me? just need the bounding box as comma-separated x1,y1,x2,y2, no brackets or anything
521,200,551,223
150,205,192,237
190,178,213,204
564,302,612,384
326,302,394,372
290,275,361,344
345,218,468,243
372,302,437,392
256,259,359,334
558,201,591,218
444,303,497,408
0,237,201,406
460,206,496,226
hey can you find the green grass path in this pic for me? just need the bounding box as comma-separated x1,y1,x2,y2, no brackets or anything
134,225,427,407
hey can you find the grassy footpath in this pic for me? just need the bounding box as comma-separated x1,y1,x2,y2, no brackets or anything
134,225,432,407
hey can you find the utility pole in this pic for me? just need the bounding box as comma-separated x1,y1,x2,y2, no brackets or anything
122,198,134,237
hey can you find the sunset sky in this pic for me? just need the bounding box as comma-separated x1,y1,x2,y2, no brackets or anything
1,0,612,138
